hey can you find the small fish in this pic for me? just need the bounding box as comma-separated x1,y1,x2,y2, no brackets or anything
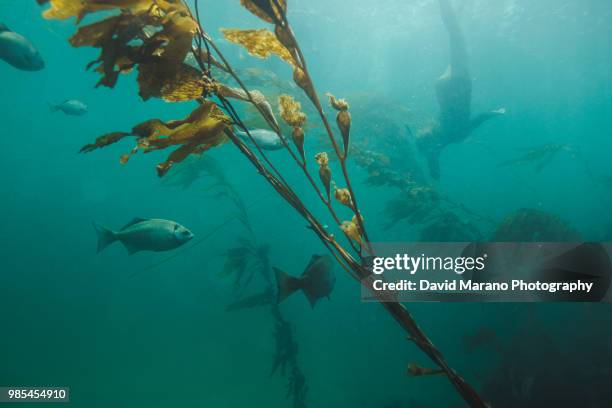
49,100,88,116
275,254,335,308
236,129,284,151
93,218,194,255
0,23,44,71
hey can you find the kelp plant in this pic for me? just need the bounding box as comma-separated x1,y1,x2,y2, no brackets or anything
36,1,486,406
339,104,487,239
181,155,308,407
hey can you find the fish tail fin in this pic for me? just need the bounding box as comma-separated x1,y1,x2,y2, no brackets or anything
274,267,302,303
93,222,117,253
48,103,58,113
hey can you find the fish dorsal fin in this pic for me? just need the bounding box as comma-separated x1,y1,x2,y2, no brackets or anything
121,218,149,231
304,255,321,271
0,24,9,33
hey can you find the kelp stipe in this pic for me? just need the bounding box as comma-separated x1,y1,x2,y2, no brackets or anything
36,1,487,406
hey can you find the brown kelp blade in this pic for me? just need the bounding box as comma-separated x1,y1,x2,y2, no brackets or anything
138,63,206,102
80,132,130,153
41,0,152,23
221,28,296,67
43,0,199,95
80,102,231,176
240,0,287,25
278,94,306,127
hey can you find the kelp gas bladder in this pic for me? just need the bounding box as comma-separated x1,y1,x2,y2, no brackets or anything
37,1,486,406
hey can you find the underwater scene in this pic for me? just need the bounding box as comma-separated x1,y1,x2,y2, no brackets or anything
1,0,612,407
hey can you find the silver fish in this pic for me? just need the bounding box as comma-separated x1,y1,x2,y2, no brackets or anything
50,100,88,116
94,218,194,255
0,23,44,71
275,254,335,308
236,129,284,151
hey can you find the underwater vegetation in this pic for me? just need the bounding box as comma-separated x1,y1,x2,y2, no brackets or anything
36,0,488,406
498,143,580,173
270,304,308,408
419,211,483,242
465,306,612,407
338,92,490,241
176,153,309,407
211,163,308,408
161,154,228,190
346,119,486,241
492,208,580,242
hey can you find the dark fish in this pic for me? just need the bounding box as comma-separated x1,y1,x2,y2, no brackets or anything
49,100,88,116
93,218,194,255
274,254,335,308
0,23,44,71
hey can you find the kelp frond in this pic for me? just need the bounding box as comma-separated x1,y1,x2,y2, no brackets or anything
278,94,306,127
220,28,296,67
43,0,200,94
499,143,577,173
40,0,152,23
492,208,580,242
240,0,287,25
80,101,231,177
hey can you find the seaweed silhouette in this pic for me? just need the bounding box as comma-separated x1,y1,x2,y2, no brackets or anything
499,144,579,173
205,162,309,407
